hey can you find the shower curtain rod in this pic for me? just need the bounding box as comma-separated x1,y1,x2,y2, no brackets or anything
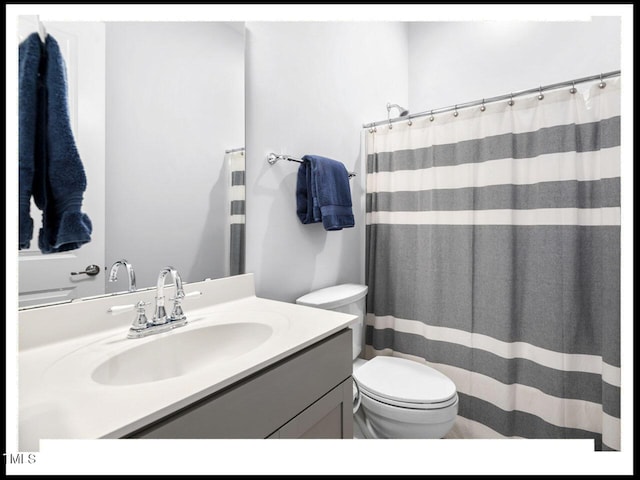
362,70,621,129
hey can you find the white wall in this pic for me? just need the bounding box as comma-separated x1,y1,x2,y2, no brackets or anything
408,17,621,111
245,22,408,302
105,22,244,291
103,17,623,301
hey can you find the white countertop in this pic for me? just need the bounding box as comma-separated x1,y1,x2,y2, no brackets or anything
18,275,357,451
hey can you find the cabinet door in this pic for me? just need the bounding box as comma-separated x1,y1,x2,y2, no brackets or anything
275,378,353,439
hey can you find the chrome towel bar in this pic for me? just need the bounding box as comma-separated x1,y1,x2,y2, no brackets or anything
267,153,356,178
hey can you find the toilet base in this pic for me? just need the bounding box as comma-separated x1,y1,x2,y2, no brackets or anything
365,408,456,439
353,396,457,439
353,410,368,439
353,409,384,439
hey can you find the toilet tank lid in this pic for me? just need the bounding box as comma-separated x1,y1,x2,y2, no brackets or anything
296,284,368,309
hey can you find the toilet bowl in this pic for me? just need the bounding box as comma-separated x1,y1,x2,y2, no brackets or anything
296,284,458,439
353,356,458,438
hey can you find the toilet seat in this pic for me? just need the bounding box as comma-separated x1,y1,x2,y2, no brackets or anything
353,356,457,410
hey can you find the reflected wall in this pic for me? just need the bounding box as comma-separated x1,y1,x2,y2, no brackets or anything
106,22,245,292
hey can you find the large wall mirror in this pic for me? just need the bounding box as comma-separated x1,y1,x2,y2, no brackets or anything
17,18,245,307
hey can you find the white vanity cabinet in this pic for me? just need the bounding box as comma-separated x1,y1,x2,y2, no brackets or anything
126,329,353,439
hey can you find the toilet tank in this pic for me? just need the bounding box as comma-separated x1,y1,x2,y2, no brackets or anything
296,284,368,360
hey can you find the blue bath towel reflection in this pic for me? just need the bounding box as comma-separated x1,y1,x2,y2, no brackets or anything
19,32,92,253
296,155,355,231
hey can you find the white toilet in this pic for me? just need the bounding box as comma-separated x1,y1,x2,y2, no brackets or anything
296,284,458,439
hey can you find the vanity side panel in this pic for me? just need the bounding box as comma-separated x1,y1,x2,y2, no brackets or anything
129,329,352,439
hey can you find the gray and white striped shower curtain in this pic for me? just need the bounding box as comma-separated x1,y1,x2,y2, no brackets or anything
365,77,621,450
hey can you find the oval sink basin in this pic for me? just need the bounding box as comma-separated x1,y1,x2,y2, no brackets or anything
91,322,273,386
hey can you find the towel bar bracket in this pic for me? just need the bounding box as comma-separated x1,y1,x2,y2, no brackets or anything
267,153,303,165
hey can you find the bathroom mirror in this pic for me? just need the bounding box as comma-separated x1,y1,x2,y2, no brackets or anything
17,19,245,307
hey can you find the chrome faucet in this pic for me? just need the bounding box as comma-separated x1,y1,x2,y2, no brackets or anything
116,266,189,339
152,266,185,326
108,259,136,292
109,265,198,339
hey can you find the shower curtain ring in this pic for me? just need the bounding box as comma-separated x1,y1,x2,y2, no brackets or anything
429,110,435,122
453,105,459,117
508,93,514,106
537,86,544,100
480,99,486,112
599,73,606,89
569,81,577,94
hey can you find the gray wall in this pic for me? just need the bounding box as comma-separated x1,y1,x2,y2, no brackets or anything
244,22,409,302
105,22,244,291
408,18,621,110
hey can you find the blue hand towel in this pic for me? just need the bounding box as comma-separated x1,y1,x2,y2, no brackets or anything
19,33,92,253
296,159,321,225
296,155,355,231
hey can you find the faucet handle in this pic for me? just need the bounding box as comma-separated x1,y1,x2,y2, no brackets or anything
108,301,148,315
168,290,201,322
169,290,202,302
131,301,150,331
169,304,185,322
110,301,150,336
